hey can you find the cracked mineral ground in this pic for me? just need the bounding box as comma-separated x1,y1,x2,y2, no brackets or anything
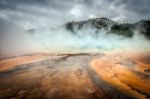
0,52,150,99
0,53,108,99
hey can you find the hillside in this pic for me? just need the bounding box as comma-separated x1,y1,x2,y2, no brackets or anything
65,18,150,39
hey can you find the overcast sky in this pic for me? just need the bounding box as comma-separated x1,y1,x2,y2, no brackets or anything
0,0,150,29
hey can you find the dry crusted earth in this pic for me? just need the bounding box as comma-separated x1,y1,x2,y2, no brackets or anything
90,52,150,99
0,52,150,99
0,53,109,99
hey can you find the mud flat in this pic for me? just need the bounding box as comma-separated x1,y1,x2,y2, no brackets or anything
90,52,150,99
0,53,109,99
1,52,149,99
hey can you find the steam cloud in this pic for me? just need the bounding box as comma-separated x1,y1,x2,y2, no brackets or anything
32,26,150,52
1,21,150,59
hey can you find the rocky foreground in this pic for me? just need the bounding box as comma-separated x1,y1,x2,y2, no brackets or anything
0,52,150,99
0,53,108,99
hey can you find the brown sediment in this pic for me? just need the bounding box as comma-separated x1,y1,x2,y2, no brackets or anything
0,53,68,72
90,52,150,99
0,53,109,99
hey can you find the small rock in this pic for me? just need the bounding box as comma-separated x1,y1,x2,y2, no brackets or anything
144,69,150,73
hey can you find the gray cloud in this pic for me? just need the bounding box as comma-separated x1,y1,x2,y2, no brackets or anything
0,0,150,35
0,0,149,25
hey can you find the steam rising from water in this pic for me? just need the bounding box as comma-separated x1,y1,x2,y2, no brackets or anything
33,27,150,51
0,25,150,58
